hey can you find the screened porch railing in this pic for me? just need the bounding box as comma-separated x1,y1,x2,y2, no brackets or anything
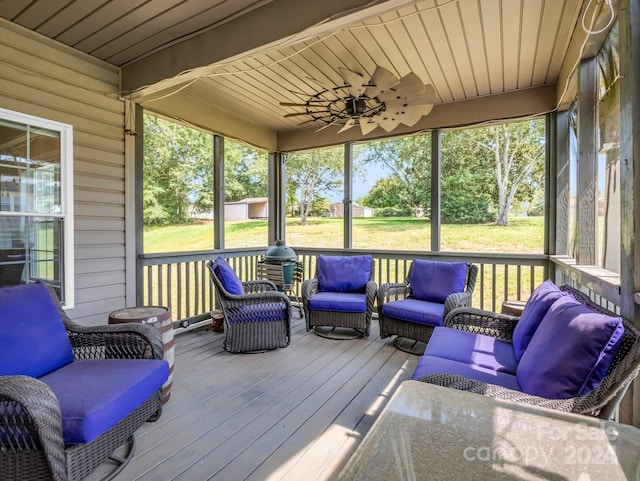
139,248,550,325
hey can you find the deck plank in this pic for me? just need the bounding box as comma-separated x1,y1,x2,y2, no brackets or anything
98,316,418,481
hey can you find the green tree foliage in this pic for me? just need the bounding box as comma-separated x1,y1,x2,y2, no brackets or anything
286,148,343,225
224,140,268,202
143,115,212,225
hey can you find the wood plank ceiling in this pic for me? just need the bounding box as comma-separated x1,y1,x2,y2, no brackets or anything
0,0,588,134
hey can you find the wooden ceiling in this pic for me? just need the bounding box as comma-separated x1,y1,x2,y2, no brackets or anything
1,0,604,143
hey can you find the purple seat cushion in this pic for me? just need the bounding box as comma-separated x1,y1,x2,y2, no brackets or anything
317,255,371,293
411,355,521,391
517,296,625,399
213,257,244,295
409,260,468,303
308,292,366,313
381,298,445,327
40,359,169,444
425,326,518,374
512,280,566,361
0,282,74,377
226,301,289,323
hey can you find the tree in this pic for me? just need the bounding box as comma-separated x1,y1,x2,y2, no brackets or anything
361,176,408,209
286,148,343,225
223,140,268,202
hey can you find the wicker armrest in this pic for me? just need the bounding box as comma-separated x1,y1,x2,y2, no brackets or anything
444,307,520,341
0,376,66,470
443,291,473,314
378,282,410,303
301,278,319,303
416,373,580,412
243,280,277,293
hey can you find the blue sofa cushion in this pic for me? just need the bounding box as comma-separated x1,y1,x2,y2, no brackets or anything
40,359,169,444
213,257,244,295
425,326,518,374
226,301,289,323
381,298,445,327
409,260,468,303
411,355,521,391
0,282,74,377
517,296,625,399
317,255,371,293
308,292,367,313
512,280,566,361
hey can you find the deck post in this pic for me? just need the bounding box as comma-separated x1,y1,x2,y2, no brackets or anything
554,110,570,257
213,135,224,250
431,130,441,252
269,151,286,244
134,103,144,305
344,142,353,249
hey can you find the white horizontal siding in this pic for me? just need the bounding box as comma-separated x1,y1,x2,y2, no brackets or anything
0,18,127,326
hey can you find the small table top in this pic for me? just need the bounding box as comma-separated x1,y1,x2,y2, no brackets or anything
338,381,640,481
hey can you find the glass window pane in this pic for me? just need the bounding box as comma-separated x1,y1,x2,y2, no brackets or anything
224,140,269,248
441,120,545,253
0,120,61,215
596,21,620,273
352,135,431,251
286,147,344,248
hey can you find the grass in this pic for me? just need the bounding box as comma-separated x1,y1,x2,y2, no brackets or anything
144,216,544,254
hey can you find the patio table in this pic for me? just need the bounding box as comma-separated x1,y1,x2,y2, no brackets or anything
338,380,640,480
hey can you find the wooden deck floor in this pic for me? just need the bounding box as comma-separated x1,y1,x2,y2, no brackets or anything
99,314,419,481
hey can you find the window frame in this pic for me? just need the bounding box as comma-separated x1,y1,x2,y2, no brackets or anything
0,107,74,307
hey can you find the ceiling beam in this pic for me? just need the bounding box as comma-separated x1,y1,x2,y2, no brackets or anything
122,0,418,98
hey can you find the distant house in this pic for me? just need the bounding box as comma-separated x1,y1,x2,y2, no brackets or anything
329,202,374,218
188,197,269,221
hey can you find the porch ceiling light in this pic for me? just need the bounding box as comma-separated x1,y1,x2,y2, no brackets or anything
280,66,437,135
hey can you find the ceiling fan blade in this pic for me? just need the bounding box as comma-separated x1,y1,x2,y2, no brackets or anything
338,118,357,134
315,118,341,132
284,112,311,118
360,120,379,136
379,116,401,132
364,66,399,99
338,68,366,97
280,102,309,107
377,72,425,102
385,100,433,115
297,118,318,126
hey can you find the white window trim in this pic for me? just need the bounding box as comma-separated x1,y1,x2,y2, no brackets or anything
0,107,74,308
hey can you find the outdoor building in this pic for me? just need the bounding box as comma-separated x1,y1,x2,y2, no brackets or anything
1,0,640,479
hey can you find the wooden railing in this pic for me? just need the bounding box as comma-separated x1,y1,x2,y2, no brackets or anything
139,247,550,325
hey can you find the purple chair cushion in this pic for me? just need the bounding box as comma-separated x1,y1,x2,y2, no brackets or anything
40,359,169,444
308,292,367,313
0,282,74,377
517,296,625,399
411,355,521,391
409,260,468,303
381,298,445,326
213,257,244,295
425,326,518,374
317,255,371,293
512,280,566,361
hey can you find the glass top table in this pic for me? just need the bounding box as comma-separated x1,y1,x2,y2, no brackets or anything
338,380,640,480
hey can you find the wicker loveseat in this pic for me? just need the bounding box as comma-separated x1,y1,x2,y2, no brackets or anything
413,282,640,418
0,282,169,481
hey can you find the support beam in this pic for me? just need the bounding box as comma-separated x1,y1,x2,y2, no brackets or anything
431,130,441,252
576,58,598,265
213,135,225,250
269,152,286,244
134,103,144,305
344,143,353,249
545,113,557,258
554,110,571,256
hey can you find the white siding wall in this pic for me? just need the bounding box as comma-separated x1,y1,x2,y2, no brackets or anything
0,19,126,326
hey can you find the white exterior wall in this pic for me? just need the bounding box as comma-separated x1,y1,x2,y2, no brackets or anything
0,19,126,326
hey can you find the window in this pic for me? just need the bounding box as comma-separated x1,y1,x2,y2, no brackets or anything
596,21,620,273
0,108,74,306
568,102,578,258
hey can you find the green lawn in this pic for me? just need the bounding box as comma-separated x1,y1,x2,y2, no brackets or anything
144,216,544,254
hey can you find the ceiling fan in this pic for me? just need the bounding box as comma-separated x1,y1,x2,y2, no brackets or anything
280,66,437,135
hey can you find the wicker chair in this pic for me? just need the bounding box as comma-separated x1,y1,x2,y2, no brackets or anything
0,284,166,481
378,261,478,345
418,285,640,419
302,255,377,337
206,258,291,353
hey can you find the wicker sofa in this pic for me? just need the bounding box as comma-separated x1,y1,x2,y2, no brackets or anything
413,282,640,418
0,282,169,481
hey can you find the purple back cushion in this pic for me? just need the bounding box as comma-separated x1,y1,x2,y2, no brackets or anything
409,260,468,303
213,257,244,295
517,296,624,399
0,282,74,377
317,255,372,293
512,280,566,361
